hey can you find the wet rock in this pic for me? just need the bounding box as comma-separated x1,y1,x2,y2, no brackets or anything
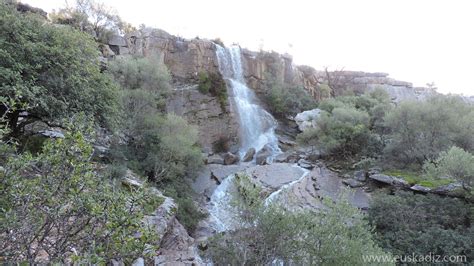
294,109,321,132
274,151,299,163
256,146,272,165
410,184,431,193
223,152,239,165
207,154,224,165
342,179,365,188
242,148,256,162
353,170,367,182
298,159,315,170
246,163,305,189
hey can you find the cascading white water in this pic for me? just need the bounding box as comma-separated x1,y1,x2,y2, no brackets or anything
216,45,281,157
207,45,283,232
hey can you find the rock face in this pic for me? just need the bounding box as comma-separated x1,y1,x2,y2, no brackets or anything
108,29,220,83
166,85,239,153
294,109,322,132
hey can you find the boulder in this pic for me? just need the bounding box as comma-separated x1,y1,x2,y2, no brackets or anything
298,159,315,170
223,152,239,165
294,109,321,132
245,163,305,189
207,154,224,165
256,146,272,165
121,170,144,189
432,182,464,196
38,130,64,139
369,173,411,188
353,170,367,182
342,178,365,188
410,184,431,193
242,148,256,162
274,152,299,163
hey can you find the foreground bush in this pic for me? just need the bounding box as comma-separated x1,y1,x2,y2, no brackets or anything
368,191,474,262
0,131,160,263
0,3,119,135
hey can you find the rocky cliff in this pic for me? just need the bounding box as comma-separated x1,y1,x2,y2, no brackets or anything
106,28,435,104
104,28,439,152
107,29,239,152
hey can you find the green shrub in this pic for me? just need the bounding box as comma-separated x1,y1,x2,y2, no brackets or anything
262,78,317,117
0,131,159,263
424,146,474,190
197,71,227,110
368,191,473,261
0,3,120,135
384,95,474,166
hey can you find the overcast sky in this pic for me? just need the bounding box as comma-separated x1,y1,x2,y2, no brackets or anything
22,0,474,96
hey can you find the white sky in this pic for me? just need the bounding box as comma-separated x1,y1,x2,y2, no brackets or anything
21,0,474,96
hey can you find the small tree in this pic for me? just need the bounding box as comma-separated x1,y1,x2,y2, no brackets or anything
424,146,474,190
0,3,119,136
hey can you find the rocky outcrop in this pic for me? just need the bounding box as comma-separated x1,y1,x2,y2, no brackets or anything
166,85,239,153
108,29,220,83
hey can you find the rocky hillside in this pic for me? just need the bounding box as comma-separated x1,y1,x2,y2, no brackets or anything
104,28,436,104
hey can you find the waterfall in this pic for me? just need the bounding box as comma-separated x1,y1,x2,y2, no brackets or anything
215,45,281,158
206,45,283,232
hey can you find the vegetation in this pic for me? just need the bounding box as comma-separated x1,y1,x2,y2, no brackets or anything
424,146,474,190
0,2,119,136
263,79,318,117
50,0,134,43
205,175,392,265
0,129,160,263
368,192,474,261
297,89,391,159
197,71,228,111
384,96,474,166
108,54,205,232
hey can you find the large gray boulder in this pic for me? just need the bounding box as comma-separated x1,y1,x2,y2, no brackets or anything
410,184,431,193
369,173,409,187
207,154,224,165
294,109,321,132
242,148,256,162
353,170,367,182
342,178,365,188
223,152,239,165
245,163,305,189
256,146,272,165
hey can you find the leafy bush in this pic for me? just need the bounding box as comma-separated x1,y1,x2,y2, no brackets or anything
260,74,317,117
297,90,391,160
197,71,227,110
424,146,474,190
384,95,474,166
108,54,171,93
0,131,160,263
0,3,120,135
368,191,474,261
